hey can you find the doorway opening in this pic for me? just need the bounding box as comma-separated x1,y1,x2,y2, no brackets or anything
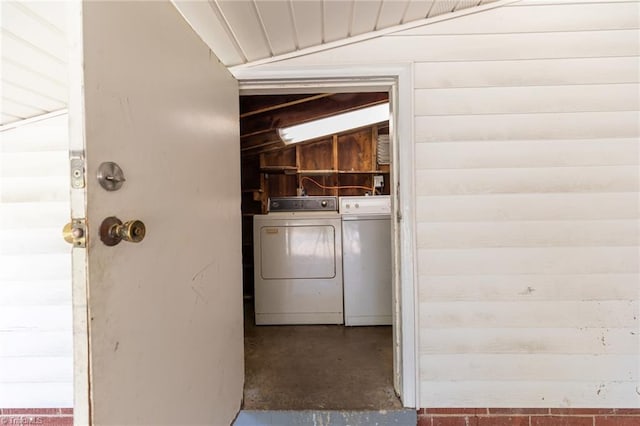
237,83,405,410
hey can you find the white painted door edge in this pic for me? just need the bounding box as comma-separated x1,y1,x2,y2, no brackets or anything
236,64,419,408
67,2,90,425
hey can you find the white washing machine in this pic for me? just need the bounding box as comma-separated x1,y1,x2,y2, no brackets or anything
340,196,392,326
253,197,343,325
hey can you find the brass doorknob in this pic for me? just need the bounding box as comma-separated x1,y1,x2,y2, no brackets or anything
62,220,86,247
62,222,74,244
100,216,146,246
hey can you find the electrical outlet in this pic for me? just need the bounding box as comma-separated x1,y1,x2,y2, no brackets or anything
374,175,384,188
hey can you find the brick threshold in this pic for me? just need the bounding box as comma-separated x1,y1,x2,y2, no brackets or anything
0,409,73,426
418,408,640,426
3,407,639,425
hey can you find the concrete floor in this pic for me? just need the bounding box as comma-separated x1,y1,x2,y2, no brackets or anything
243,302,402,410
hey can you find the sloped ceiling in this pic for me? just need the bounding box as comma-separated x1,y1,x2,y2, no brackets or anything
0,0,498,126
0,1,68,126
173,0,498,67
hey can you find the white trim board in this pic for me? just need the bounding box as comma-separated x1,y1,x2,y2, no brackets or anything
67,1,90,424
236,64,419,408
0,109,68,132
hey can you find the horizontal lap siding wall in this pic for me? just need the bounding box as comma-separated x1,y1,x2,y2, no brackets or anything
0,113,73,408
257,1,640,408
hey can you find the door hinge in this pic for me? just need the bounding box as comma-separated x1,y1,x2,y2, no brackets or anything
70,154,85,189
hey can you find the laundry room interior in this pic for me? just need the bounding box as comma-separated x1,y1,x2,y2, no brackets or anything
238,91,400,410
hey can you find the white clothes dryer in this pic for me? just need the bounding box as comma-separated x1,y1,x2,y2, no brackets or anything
253,197,343,325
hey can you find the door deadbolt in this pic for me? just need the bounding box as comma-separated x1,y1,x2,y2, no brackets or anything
100,216,146,246
97,162,126,191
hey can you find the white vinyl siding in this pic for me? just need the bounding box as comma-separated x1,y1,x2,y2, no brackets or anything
252,1,640,408
0,113,73,408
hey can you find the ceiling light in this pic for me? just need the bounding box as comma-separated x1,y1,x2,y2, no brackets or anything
278,102,389,145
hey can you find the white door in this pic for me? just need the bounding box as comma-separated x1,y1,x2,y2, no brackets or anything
68,2,243,424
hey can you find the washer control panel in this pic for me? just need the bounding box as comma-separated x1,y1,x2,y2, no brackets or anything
339,196,391,215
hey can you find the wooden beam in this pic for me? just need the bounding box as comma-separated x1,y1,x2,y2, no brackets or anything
241,129,282,151
240,92,388,138
239,94,332,118
332,134,339,197
371,124,378,171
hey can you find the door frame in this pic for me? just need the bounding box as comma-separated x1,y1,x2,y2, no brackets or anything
68,1,90,423
234,64,418,408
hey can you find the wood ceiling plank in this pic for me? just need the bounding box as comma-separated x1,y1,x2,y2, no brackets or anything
3,3,67,61
2,99,47,120
1,113,22,125
454,0,484,11
377,0,411,30
428,0,460,17
1,36,67,96
1,35,67,82
217,0,271,61
289,0,322,49
1,81,66,113
324,0,352,42
351,0,383,36
254,1,297,55
17,1,66,34
402,0,435,23
172,0,245,65
2,60,67,103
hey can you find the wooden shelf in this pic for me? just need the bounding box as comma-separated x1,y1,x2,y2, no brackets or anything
297,169,335,175
339,170,389,174
259,168,389,176
298,169,390,175
259,165,297,173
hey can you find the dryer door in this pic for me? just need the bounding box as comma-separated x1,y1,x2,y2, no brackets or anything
260,225,337,280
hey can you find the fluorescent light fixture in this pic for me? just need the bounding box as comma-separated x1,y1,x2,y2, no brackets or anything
278,102,389,145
